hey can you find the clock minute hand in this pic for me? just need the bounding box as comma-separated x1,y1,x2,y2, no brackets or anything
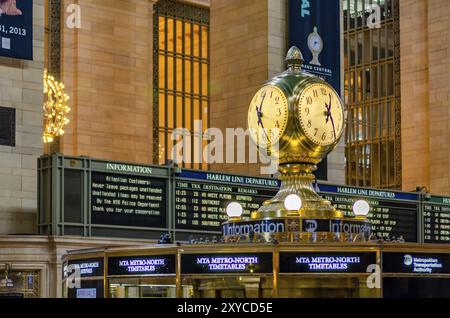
329,111,337,141
325,93,331,123
256,105,263,126
325,94,337,141
256,93,270,142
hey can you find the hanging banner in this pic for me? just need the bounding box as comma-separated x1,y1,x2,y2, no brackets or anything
288,0,341,95
0,0,33,60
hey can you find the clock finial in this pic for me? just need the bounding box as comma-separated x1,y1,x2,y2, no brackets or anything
285,46,304,71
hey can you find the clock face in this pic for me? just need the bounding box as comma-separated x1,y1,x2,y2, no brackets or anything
297,83,344,146
248,85,289,147
308,35,323,52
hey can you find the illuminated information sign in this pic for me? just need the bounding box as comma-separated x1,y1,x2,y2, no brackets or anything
175,170,279,232
383,253,450,274
64,258,104,278
318,184,419,242
280,252,376,273
91,172,167,228
423,196,450,243
108,255,176,276
181,253,273,274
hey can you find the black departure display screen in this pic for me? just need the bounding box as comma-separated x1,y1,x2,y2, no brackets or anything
175,170,280,232
318,184,419,242
423,196,450,243
91,172,167,228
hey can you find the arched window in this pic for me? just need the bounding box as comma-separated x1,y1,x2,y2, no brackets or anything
153,0,210,170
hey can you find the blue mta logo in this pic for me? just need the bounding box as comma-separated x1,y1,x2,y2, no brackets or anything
301,0,310,17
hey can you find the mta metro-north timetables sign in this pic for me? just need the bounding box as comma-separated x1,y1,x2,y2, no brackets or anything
0,0,33,60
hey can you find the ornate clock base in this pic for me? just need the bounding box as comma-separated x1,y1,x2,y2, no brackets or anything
221,163,372,244
253,163,341,219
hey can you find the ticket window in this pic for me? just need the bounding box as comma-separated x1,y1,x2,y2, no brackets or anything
278,275,379,298
109,277,176,298
181,276,274,298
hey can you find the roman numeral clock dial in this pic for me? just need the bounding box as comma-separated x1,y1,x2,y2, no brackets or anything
298,83,344,147
248,85,289,149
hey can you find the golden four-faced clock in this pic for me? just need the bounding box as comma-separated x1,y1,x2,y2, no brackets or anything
224,46,360,232
247,46,344,165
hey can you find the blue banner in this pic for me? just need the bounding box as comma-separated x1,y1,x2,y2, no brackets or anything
179,169,281,188
0,0,33,60
317,183,419,201
288,0,341,94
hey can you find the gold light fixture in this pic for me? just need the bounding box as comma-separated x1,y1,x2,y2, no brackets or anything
43,69,70,143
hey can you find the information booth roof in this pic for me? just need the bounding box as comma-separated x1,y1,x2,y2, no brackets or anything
62,242,450,262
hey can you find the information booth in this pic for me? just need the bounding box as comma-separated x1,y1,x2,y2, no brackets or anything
62,242,450,298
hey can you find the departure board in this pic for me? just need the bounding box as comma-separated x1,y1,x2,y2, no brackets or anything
91,172,167,228
40,155,437,243
423,196,450,243
175,170,280,232
317,184,419,242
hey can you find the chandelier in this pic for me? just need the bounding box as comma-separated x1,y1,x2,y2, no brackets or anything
43,70,70,143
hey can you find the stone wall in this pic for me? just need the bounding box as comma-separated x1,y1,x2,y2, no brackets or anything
60,0,154,164
0,0,45,234
400,0,450,195
209,0,270,176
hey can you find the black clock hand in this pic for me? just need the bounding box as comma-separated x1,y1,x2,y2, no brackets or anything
257,117,270,143
325,94,337,141
329,110,337,141
259,93,267,111
255,94,270,142
325,95,331,123
256,105,263,126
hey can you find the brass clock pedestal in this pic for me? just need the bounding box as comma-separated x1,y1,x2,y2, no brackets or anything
222,163,371,244
253,163,340,219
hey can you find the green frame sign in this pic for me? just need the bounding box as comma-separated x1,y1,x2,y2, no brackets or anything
38,154,172,239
